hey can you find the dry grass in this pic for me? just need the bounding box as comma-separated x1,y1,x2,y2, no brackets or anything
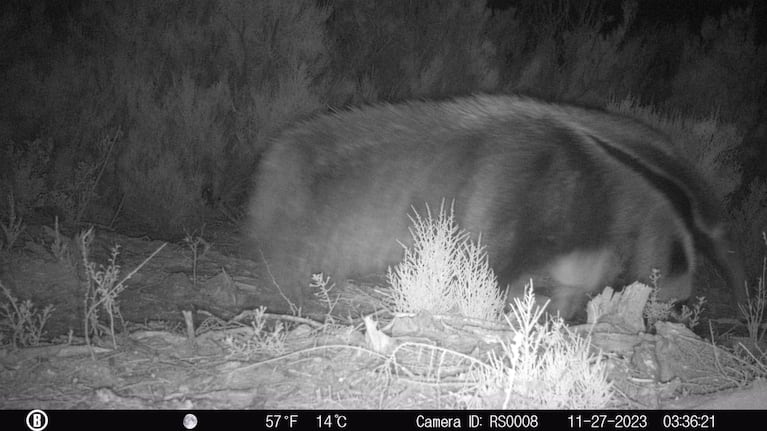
386,201,505,321
0,282,55,348
469,284,613,409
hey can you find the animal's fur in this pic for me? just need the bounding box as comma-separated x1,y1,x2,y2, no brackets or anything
247,95,744,318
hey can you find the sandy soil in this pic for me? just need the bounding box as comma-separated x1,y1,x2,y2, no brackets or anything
1,225,765,410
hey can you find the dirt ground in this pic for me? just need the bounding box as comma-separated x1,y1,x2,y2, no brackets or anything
1,223,766,410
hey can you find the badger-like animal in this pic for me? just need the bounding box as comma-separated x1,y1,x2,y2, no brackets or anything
248,95,744,319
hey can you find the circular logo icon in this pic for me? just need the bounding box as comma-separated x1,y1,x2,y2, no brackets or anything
25,410,49,431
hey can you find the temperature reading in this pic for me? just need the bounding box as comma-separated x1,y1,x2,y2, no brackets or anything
265,414,298,429
316,414,348,429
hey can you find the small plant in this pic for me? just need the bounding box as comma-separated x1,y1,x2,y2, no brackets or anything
677,296,707,330
642,269,706,330
183,226,210,286
643,269,675,328
739,232,767,347
80,227,165,350
81,228,123,349
387,201,505,320
0,194,25,251
260,249,301,316
312,272,339,323
43,216,70,263
470,283,613,409
0,282,55,348
223,305,287,357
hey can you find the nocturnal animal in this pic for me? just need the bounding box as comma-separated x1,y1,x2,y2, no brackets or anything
247,95,745,320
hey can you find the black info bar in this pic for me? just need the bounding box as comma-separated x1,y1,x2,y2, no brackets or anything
3,409,764,430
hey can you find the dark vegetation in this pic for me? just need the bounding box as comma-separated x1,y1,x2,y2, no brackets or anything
1,0,765,278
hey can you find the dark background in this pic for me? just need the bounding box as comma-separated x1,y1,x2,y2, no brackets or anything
1,0,765,274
